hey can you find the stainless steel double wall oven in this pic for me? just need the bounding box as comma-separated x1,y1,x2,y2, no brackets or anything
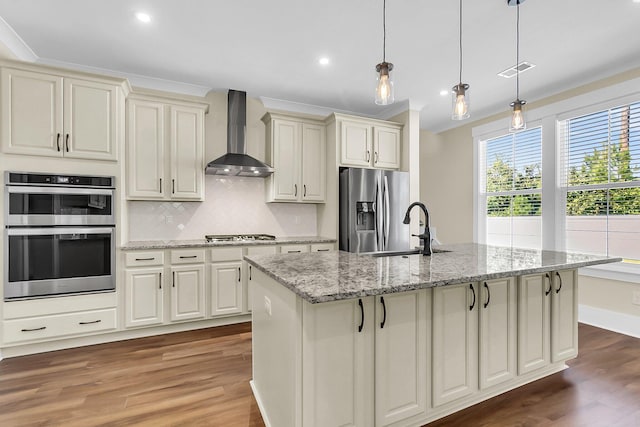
4,172,116,300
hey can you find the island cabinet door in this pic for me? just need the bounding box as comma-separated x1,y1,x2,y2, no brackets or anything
517,273,551,375
551,270,578,362
302,297,374,427
432,283,479,407
479,277,517,390
375,290,429,427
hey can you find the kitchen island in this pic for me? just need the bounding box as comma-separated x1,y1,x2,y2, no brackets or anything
245,244,620,427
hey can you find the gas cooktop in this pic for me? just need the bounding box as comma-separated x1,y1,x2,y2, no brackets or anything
205,234,276,242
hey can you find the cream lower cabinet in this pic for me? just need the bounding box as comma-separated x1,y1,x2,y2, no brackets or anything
210,248,245,316
170,265,206,322
262,113,326,203
127,93,207,201
432,283,478,407
245,246,278,312
1,65,125,161
302,290,429,427
518,270,578,373
125,268,164,328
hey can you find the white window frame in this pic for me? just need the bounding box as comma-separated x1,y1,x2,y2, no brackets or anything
473,74,640,280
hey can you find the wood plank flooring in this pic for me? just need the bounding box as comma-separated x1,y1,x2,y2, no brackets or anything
0,323,638,426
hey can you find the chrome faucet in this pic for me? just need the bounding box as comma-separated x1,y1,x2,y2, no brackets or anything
403,202,432,256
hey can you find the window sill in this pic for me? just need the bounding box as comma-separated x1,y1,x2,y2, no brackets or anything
579,262,640,283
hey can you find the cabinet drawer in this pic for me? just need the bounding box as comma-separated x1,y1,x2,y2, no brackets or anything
210,247,243,262
279,244,310,254
171,248,206,264
125,251,165,267
3,292,116,319
2,308,117,344
246,245,278,256
311,243,335,252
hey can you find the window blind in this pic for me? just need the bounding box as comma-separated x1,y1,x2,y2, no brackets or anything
480,127,542,248
562,102,640,260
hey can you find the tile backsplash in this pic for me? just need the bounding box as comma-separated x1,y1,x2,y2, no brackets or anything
128,176,318,240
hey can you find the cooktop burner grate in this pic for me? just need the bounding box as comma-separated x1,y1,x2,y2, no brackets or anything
205,234,276,242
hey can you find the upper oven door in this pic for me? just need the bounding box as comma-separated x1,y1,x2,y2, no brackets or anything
6,186,115,226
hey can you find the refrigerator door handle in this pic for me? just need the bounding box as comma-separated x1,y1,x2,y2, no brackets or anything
374,179,381,250
383,175,390,250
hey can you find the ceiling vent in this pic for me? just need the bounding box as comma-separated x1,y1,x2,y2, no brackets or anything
498,61,536,78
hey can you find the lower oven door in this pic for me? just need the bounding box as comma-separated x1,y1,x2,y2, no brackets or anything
5,227,115,300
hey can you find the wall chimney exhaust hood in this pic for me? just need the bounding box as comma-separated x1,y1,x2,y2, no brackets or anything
205,90,274,177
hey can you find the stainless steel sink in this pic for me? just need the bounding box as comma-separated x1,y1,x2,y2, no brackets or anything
364,248,451,257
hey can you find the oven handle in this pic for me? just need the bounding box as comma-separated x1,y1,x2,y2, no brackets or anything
6,227,114,236
7,186,114,196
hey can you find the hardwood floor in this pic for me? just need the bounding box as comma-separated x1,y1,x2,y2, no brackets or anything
0,323,638,426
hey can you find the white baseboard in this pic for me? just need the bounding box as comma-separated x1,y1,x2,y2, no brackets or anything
250,380,272,427
579,304,640,339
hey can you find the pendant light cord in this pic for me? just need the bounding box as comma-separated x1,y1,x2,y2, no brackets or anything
516,3,520,99
459,0,463,83
382,0,387,62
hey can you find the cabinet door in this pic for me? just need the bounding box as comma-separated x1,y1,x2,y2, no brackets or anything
551,270,578,362
375,291,429,426
271,119,300,201
518,273,551,374
302,297,374,427
432,283,478,407
1,68,63,157
301,123,326,202
210,262,243,316
245,246,278,313
125,268,164,328
170,265,205,322
170,105,204,200
127,99,165,199
479,277,517,390
64,78,118,160
373,125,401,169
340,121,372,167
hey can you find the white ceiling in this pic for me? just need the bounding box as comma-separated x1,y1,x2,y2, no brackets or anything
1,0,640,133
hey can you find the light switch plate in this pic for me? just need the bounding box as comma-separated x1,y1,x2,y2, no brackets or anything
632,290,640,306
264,296,272,316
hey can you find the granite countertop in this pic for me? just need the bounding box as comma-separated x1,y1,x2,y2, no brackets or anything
244,243,622,304
121,236,336,250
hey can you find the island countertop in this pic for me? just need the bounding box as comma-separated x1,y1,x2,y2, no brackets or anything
244,243,621,303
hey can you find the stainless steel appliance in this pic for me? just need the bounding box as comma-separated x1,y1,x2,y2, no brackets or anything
339,167,410,254
4,172,116,300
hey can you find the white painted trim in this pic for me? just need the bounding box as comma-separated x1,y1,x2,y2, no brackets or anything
579,263,640,283
579,304,640,339
250,380,272,427
36,58,211,97
0,16,37,61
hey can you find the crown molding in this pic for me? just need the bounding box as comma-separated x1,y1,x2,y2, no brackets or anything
0,16,37,61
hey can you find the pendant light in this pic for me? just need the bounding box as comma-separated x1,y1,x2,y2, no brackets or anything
375,0,394,105
508,0,526,132
451,0,470,120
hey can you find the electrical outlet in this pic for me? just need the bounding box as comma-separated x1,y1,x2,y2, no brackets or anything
264,296,272,316
632,291,640,306
165,215,173,224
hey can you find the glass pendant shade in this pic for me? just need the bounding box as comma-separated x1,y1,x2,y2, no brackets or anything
451,83,470,120
375,62,394,105
509,99,526,132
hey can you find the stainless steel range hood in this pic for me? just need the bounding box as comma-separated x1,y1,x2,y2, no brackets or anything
205,90,274,177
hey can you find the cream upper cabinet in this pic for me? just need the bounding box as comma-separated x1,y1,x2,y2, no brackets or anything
263,112,326,203
336,115,402,170
126,93,207,201
432,283,478,407
478,277,517,390
1,66,125,161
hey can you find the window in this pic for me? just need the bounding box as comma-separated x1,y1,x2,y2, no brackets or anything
560,102,640,261
479,127,542,248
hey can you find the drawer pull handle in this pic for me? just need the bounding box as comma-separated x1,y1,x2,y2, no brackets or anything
179,255,198,259
21,326,46,332
79,320,101,325
288,250,301,253
317,249,330,252
135,257,155,261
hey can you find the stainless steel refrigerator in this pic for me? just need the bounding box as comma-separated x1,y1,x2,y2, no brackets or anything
339,167,411,253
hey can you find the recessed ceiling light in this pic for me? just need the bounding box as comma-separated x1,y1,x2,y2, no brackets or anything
440,90,449,96
634,0,640,4
136,12,151,23
319,57,330,66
